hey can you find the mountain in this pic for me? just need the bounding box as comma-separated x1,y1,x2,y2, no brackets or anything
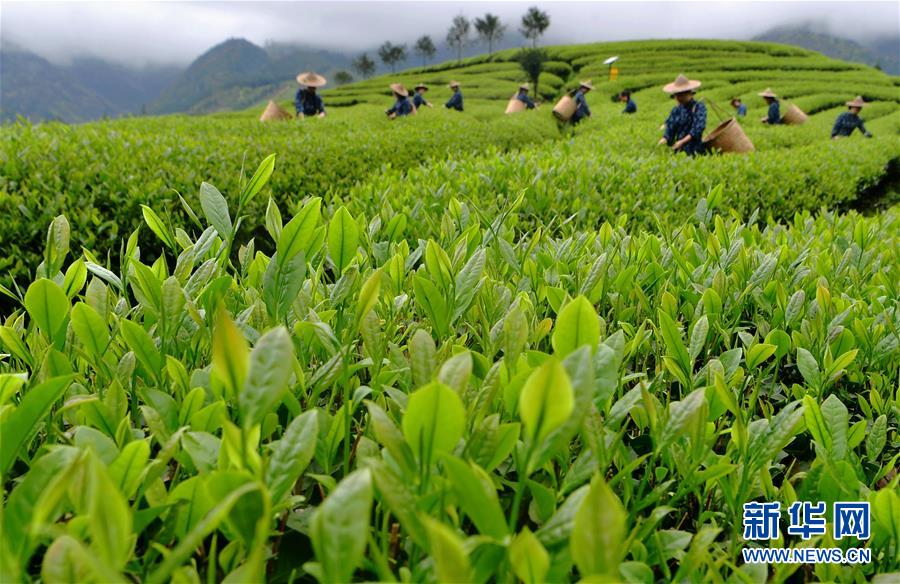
67,57,181,114
148,39,352,114
1,48,117,122
0,44,182,123
753,25,899,74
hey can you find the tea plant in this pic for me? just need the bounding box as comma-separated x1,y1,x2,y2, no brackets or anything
1,154,898,582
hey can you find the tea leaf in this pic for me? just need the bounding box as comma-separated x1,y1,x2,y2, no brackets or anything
239,326,293,427
310,469,373,584
571,473,627,579
328,206,359,275
24,279,69,344
552,295,600,357
0,376,73,476
265,410,318,503
509,527,549,584
402,382,465,464
199,181,232,239
519,357,574,443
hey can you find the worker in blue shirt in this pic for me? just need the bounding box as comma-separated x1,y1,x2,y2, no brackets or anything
571,80,593,124
516,83,536,109
294,72,327,118
619,90,637,114
832,96,873,139
730,97,747,117
386,83,414,119
413,83,433,110
658,74,707,156
758,88,781,124
445,81,464,111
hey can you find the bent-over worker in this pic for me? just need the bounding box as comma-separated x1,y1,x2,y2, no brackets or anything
620,90,637,114
386,83,414,119
658,74,707,156
413,83,433,109
571,80,593,124
832,96,873,139
758,88,781,124
445,81,464,111
516,83,536,109
731,97,747,117
295,72,327,118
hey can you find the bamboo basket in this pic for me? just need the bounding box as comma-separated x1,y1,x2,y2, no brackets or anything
782,103,808,125
505,96,527,114
703,118,754,154
552,95,577,121
260,100,292,122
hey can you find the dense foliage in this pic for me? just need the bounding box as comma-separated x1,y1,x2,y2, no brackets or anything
0,111,557,288
1,160,898,582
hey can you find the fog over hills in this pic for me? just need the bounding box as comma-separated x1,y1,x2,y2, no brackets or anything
2,8,896,123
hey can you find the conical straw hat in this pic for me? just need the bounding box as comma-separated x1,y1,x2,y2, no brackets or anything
449,80,460,88
415,82,428,91
260,100,292,122
296,71,327,87
663,74,700,94
579,79,594,90
757,88,777,98
390,83,409,97
518,82,530,91
845,96,866,107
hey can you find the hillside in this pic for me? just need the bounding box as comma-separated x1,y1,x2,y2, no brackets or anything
0,45,180,123
754,25,900,74
148,39,352,114
0,48,117,122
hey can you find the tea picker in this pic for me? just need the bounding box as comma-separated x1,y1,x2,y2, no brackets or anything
832,96,873,139
506,83,538,114
758,88,781,125
386,83,415,119
295,72,327,119
658,74,707,156
552,80,593,125
445,81,464,112
413,83,433,110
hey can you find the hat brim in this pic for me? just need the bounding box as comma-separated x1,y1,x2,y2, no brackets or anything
757,91,777,98
663,80,700,94
845,100,865,108
296,74,326,87
415,85,428,91
390,84,409,97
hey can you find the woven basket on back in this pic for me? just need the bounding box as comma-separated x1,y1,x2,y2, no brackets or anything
781,104,808,125
703,118,754,154
552,95,576,121
505,96,527,114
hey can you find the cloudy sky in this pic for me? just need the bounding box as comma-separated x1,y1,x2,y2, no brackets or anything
3,1,898,66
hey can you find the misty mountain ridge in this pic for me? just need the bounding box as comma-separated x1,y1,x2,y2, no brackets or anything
147,39,352,114
3,24,897,124
0,43,181,122
753,24,899,74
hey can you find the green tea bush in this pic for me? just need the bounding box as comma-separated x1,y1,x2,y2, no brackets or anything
0,110,558,288
1,158,898,581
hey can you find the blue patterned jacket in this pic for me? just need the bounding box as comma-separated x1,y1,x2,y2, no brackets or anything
664,100,707,155
295,90,325,116
831,112,871,138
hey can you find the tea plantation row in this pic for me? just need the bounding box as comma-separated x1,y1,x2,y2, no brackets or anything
1,161,898,581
